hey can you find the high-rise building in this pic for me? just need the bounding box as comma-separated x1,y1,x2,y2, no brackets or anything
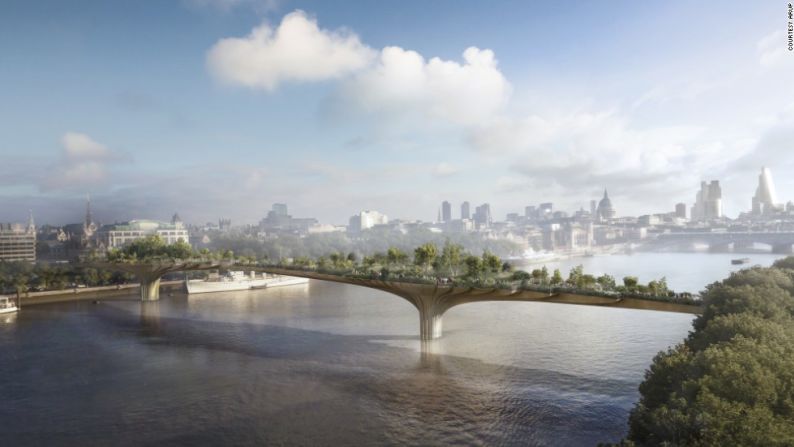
461,201,471,220
473,203,492,228
675,203,687,219
691,180,723,221
0,213,36,262
271,203,288,217
751,167,781,215
524,205,537,219
590,200,597,217
441,201,452,222
596,190,616,221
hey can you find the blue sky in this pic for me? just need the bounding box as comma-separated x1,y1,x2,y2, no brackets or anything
1,0,792,225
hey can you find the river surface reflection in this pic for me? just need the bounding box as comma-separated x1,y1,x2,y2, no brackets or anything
0,253,782,446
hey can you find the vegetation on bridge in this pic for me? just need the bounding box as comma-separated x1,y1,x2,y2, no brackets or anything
601,256,794,446
266,241,697,306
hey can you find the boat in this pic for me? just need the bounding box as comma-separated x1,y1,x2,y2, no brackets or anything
186,271,309,294
0,296,18,314
731,258,751,265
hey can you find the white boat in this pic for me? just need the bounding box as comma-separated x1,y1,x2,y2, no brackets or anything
0,296,18,314
186,271,309,294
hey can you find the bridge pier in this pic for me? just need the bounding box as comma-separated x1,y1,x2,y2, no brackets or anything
139,275,162,301
773,244,794,255
418,309,443,341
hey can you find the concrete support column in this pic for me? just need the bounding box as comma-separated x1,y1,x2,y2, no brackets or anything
139,276,162,301
418,309,443,341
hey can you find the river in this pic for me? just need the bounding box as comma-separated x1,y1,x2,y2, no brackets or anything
0,252,785,446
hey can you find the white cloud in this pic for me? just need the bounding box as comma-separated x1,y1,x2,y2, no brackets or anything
758,30,791,68
61,132,111,160
206,10,376,91
42,132,120,190
343,46,510,126
433,162,460,177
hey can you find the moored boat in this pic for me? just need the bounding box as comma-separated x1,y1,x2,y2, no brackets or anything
186,271,309,294
0,296,18,314
731,258,751,265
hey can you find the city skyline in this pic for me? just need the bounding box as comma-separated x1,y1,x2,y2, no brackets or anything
1,1,792,225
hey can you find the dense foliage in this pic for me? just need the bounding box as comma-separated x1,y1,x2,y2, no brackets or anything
0,261,132,293
604,257,794,446
107,235,198,262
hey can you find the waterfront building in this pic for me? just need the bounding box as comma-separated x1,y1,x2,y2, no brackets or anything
348,210,388,233
98,219,189,249
0,214,36,262
441,201,452,222
751,167,782,216
691,180,723,221
596,190,616,221
461,201,471,220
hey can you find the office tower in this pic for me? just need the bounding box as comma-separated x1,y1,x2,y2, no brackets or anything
461,201,471,220
691,180,723,221
752,167,781,215
675,202,687,219
442,201,452,222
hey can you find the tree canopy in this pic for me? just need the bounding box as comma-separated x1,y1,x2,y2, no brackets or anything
611,259,794,446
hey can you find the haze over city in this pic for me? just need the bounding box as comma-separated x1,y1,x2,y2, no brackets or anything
2,0,793,225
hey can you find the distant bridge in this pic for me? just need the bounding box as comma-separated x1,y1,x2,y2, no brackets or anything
85,261,702,341
652,232,794,253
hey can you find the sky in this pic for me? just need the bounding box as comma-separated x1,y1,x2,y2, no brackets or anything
1,0,793,226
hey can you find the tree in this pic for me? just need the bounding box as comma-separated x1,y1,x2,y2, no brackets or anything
597,274,616,290
464,255,483,279
439,241,463,276
567,265,584,287
617,259,794,446
623,276,639,290
482,251,502,275
387,247,408,266
551,269,563,285
414,243,438,273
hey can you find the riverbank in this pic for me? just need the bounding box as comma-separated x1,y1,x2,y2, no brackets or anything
11,281,185,307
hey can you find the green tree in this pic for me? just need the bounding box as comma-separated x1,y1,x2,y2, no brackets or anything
413,243,438,273
464,255,483,279
551,269,563,285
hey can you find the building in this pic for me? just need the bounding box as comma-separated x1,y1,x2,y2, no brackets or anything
259,203,318,234
675,203,687,219
691,180,723,221
98,219,189,249
461,201,471,220
539,203,553,219
473,203,492,228
348,210,388,233
751,167,782,215
590,200,597,217
524,205,536,219
596,190,616,221
441,201,452,222
0,214,36,262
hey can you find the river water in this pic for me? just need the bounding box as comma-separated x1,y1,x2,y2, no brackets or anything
0,253,785,446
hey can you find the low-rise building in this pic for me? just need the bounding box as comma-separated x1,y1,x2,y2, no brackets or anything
0,219,36,262
98,218,189,249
